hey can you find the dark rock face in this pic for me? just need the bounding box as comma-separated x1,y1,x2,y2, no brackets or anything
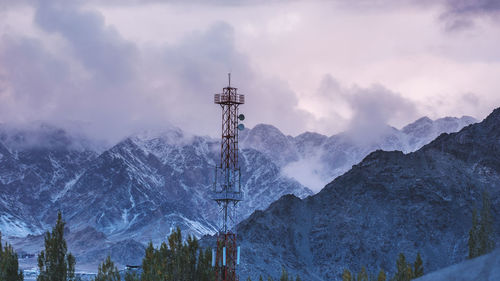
236,109,499,281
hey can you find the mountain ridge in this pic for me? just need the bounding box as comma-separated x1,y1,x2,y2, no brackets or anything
234,110,498,281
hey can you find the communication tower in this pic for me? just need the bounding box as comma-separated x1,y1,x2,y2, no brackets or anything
212,74,245,281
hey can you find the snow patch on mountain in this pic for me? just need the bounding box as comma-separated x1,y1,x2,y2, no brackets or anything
0,214,40,237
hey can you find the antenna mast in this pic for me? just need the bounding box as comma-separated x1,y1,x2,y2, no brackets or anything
212,74,245,281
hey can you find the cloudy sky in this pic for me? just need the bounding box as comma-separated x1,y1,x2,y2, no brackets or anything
1,0,499,142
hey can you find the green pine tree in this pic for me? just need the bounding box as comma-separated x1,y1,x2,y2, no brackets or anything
140,242,157,281
37,212,76,281
478,191,495,255
124,271,139,281
357,266,368,281
468,208,480,259
0,232,24,281
469,191,496,259
376,269,386,281
342,269,353,281
94,256,120,281
139,228,214,281
280,267,289,281
413,253,424,278
393,253,413,281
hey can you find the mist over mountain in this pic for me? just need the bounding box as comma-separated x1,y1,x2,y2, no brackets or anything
234,109,499,281
241,115,476,191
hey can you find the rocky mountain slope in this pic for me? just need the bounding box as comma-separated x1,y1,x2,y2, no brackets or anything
0,123,99,237
235,110,498,280
241,116,476,191
0,124,311,269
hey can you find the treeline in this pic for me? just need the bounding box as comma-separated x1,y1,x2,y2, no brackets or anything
468,191,496,259
0,191,495,281
245,267,302,281
0,232,24,281
341,252,423,281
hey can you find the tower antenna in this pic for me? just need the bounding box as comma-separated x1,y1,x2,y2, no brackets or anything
212,74,245,281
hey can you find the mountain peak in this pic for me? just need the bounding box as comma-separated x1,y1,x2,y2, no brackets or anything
249,124,285,136
483,107,500,124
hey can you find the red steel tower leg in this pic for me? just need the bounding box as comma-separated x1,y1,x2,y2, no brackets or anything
213,74,244,281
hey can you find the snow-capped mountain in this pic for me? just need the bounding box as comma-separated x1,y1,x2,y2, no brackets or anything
55,133,311,244
0,123,99,237
241,116,476,191
0,114,476,270
233,110,499,281
0,123,311,270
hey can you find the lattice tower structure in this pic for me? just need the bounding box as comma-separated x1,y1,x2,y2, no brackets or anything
213,75,244,281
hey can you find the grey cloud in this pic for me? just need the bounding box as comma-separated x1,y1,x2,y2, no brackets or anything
316,74,417,142
438,0,500,31
0,36,72,122
462,92,480,106
345,84,417,142
443,0,500,16
34,1,137,85
0,1,313,142
155,21,314,136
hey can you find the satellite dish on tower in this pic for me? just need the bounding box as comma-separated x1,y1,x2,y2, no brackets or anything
237,124,245,131
238,114,245,121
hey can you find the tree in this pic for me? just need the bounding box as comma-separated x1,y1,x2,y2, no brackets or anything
413,253,423,278
295,274,301,281
468,208,480,259
37,212,76,281
469,191,496,259
357,266,368,281
139,227,214,281
393,253,413,281
342,269,353,281
140,242,158,281
0,232,24,281
279,267,289,281
94,256,120,281
479,191,495,255
124,271,139,281
376,269,386,281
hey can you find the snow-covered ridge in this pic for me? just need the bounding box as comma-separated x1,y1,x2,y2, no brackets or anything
241,116,477,192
